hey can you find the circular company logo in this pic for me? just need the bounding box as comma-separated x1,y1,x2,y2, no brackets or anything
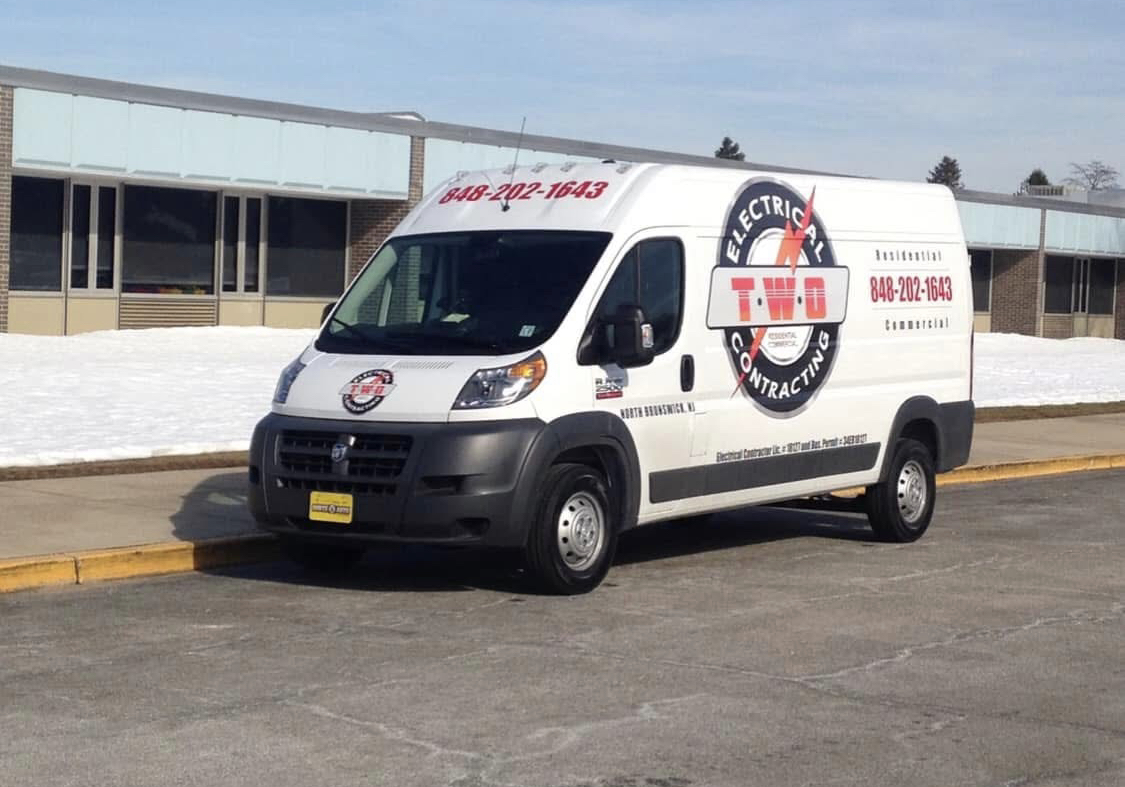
717,179,846,416
339,369,396,414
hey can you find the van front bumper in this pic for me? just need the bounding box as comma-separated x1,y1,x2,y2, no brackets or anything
248,413,546,548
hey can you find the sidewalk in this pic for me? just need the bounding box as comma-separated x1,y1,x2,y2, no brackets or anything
2,413,1123,565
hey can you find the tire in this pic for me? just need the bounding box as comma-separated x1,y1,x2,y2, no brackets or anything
279,537,365,574
865,438,936,543
523,463,618,595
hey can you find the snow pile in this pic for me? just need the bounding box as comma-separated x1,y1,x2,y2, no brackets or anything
974,333,1125,407
0,327,1122,467
0,327,315,467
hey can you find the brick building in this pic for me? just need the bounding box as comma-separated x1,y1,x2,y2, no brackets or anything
957,191,1125,339
1,66,1122,339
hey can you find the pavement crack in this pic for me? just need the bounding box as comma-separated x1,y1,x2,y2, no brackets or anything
503,694,709,765
281,699,485,761
797,602,1125,682
850,555,1003,585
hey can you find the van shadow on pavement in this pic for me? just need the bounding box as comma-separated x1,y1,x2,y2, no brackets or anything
168,470,260,544
172,470,877,594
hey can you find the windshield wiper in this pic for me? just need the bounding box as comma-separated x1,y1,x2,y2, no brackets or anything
419,333,506,353
327,318,416,352
385,329,506,354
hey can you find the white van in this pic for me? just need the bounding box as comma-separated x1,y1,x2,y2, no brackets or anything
249,162,974,593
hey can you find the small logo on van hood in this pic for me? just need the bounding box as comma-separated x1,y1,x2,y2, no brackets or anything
339,369,396,414
707,179,848,417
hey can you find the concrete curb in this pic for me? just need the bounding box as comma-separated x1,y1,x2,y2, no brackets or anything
0,451,247,482
1,454,1123,595
3,402,1124,482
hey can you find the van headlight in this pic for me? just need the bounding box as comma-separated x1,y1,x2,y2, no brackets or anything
453,352,546,409
273,357,306,404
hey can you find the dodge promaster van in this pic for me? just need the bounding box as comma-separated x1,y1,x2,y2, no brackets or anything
249,162,974,593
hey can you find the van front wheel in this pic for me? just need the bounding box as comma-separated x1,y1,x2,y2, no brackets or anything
524,463,617,595
866,439,936,543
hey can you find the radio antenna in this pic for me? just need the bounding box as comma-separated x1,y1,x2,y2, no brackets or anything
500,116,527,212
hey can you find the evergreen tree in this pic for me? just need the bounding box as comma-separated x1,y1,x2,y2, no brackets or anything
715,136,745,161
926,156,963,190
1018,168,1050,194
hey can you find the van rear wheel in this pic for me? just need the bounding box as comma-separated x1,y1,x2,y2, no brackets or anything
865,438,936,543
523,463,617,595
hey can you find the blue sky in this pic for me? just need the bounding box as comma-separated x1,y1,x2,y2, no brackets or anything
3,0,1123,192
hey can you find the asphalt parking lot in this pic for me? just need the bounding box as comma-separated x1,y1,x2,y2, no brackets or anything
3,470,1124,787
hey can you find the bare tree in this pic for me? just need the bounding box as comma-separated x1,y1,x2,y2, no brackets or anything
1065,160,1120,190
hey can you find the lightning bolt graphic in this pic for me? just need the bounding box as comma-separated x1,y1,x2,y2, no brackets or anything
731,187,817,398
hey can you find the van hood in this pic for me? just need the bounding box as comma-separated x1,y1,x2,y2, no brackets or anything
276,348,519,423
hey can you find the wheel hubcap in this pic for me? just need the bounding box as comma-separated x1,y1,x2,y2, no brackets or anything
556,491,605,571
897,459,927,524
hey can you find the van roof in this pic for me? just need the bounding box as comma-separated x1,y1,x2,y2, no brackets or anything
394,162,965,243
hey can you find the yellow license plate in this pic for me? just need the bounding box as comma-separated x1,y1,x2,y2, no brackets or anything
308,492,354,524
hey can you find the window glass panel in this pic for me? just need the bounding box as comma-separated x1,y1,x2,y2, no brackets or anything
222,196,239,293
96,187,116,289
594,248,639,320
1089,259,1116,315
1044,256,1074,314
590,239,683,359
323,231,608,356
71,185,91,289
969,249,991,313
122,185,216,294
638,239,684,354
11,176,64,291
266,197,346,297
244,199,261,293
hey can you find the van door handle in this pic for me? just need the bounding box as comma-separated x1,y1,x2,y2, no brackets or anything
680,354,695,392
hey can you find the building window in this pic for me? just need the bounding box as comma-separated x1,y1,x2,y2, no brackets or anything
222,196,239,293
220,196,264,294
969,249,992,313
1089,259,1116,316
96,186,117,289
10,176,64,291
70,184,117,291
592,237,685,357
266,197,346,297
245,199,261,293
1044,256,1074,314
71,185,92,289
122,185,217,294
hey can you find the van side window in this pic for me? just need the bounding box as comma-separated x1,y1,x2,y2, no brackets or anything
590,238,684,359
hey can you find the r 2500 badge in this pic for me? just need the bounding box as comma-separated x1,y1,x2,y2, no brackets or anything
707,179,849,416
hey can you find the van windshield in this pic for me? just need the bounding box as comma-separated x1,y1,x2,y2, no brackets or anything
317,230,611,355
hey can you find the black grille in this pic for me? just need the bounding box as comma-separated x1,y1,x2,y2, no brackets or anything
275,430,412,496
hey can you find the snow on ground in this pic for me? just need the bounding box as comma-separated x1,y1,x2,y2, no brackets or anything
973,332,1125,407
0,328,1122,467
0,327,315,467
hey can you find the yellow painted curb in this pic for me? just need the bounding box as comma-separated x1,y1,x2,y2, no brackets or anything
828,453,1125,498
938,453,1125,487
76,536,279,583
0,535,278,593
1,454,1122,595
0,553,78,593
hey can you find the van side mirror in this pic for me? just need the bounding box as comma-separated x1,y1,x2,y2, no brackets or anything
608,305,655,368
320,300,337,325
